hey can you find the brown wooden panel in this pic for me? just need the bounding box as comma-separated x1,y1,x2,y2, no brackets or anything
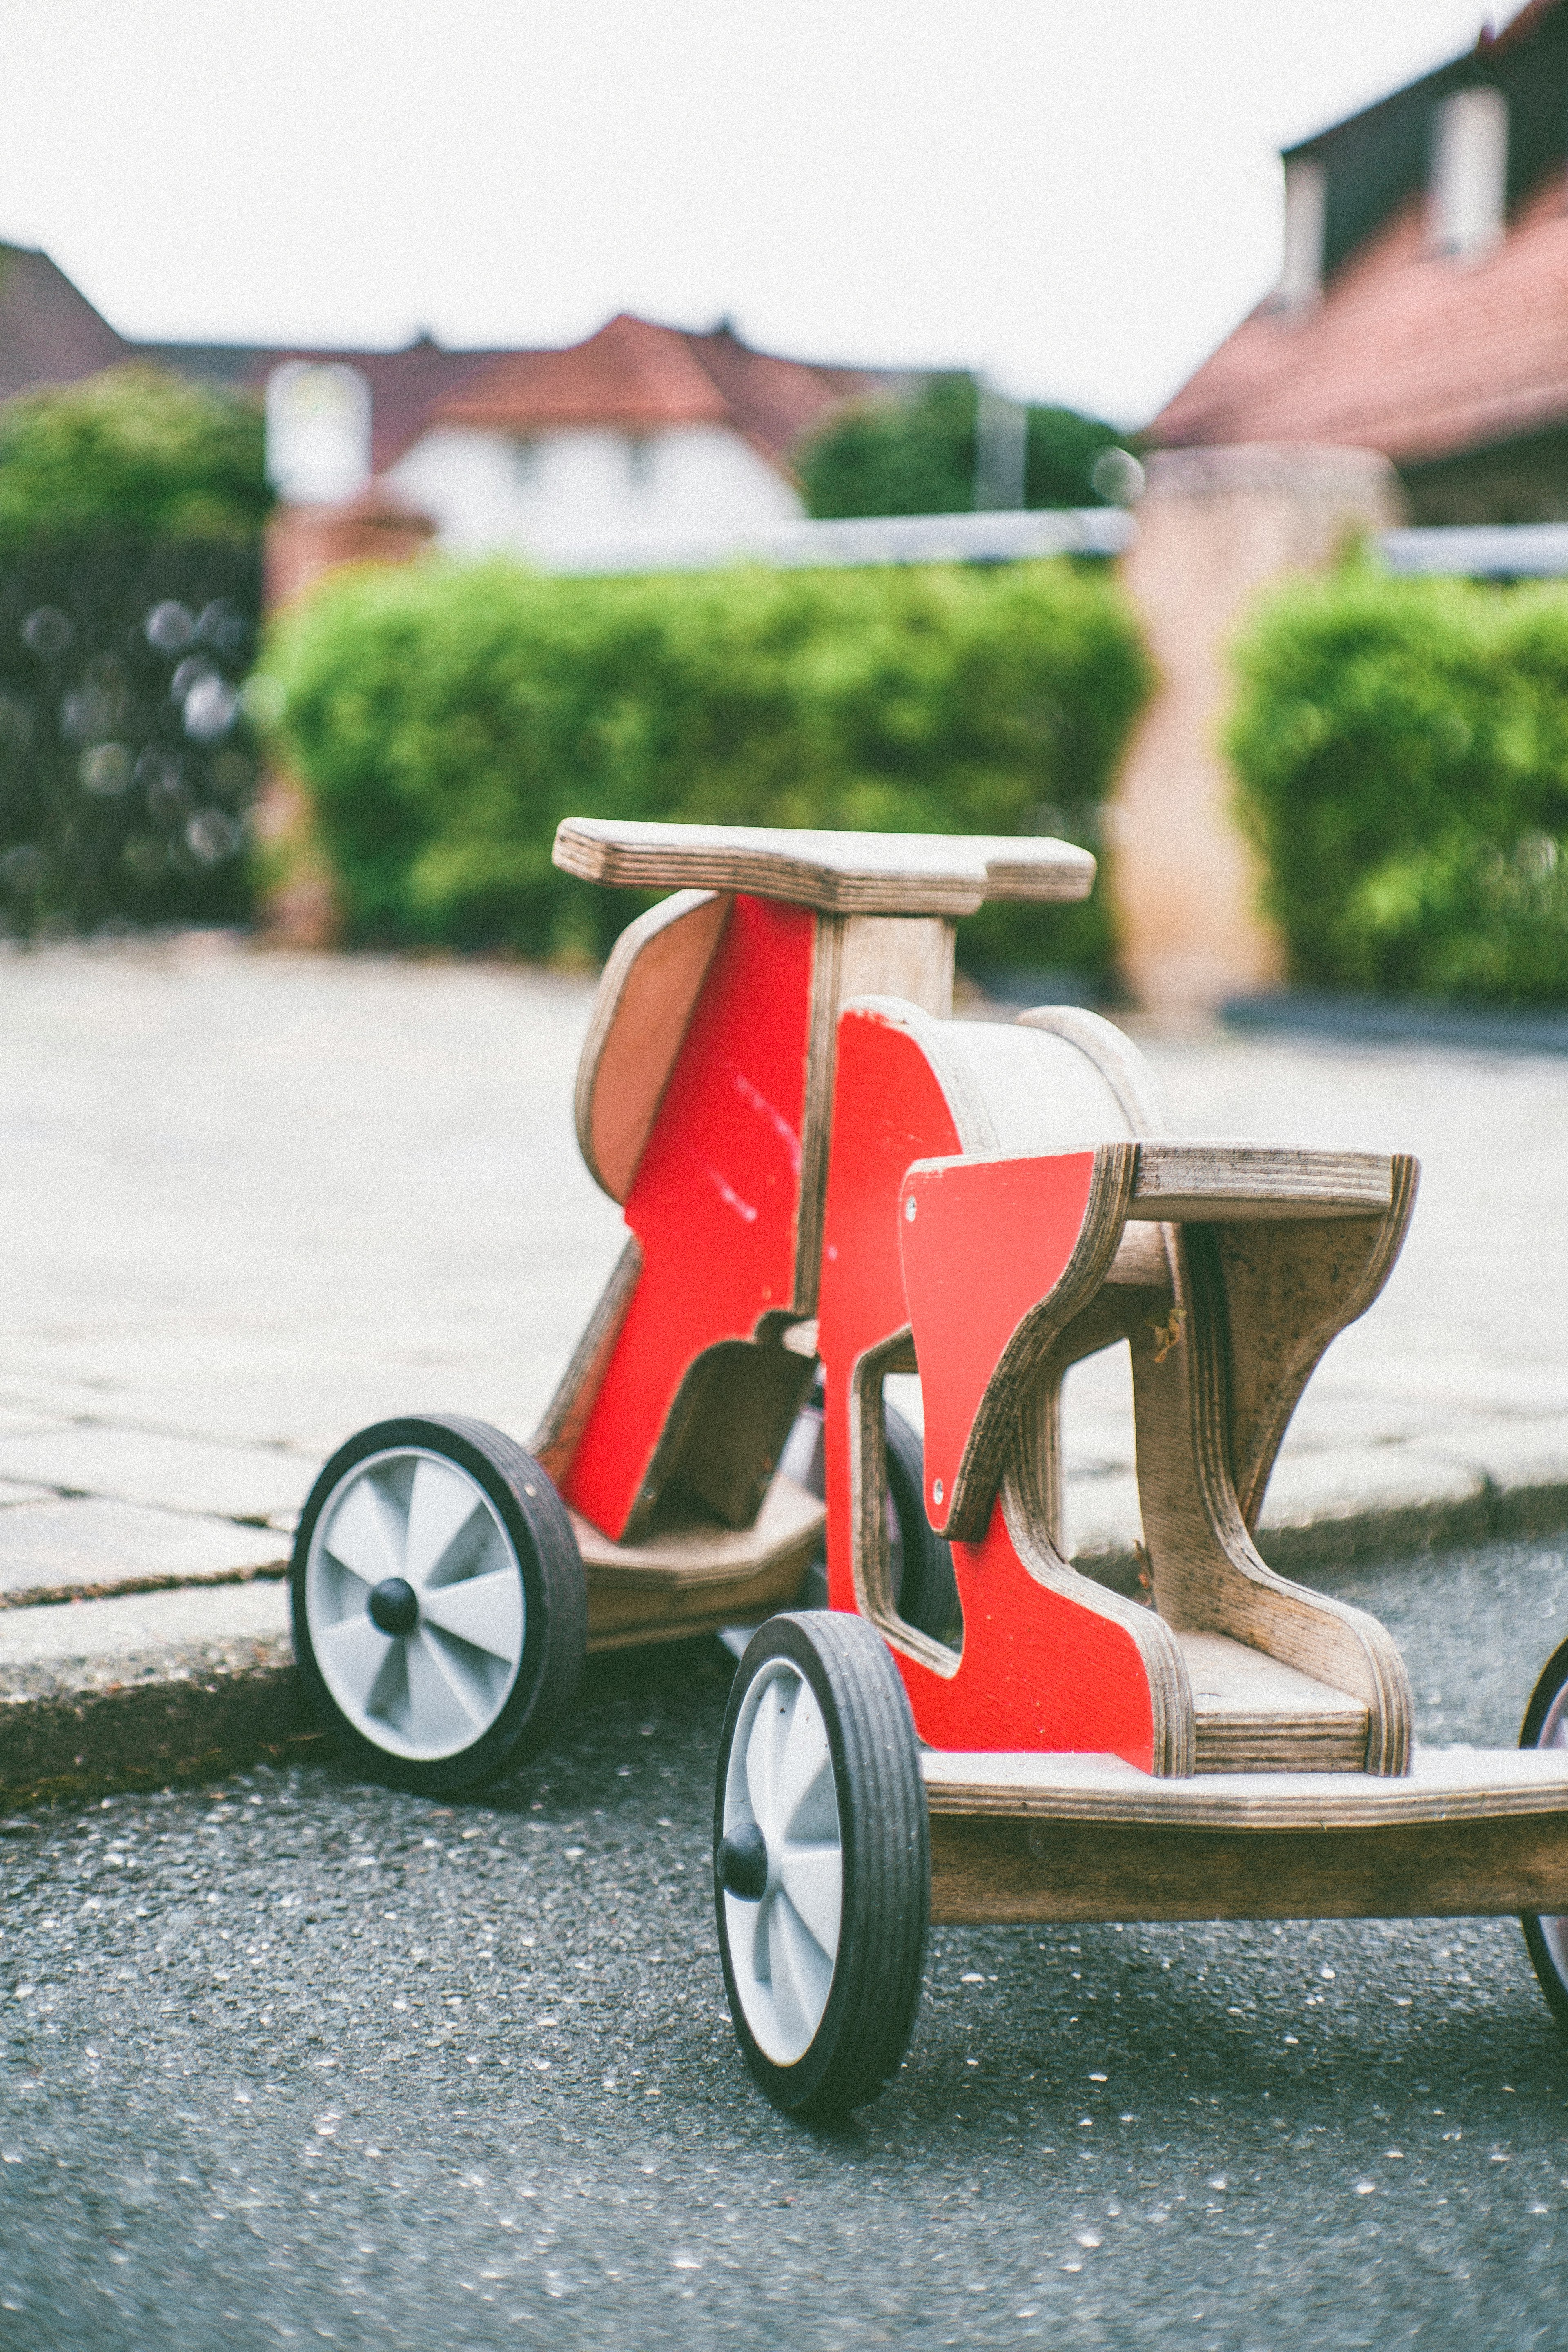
575,889,730,1204
929,1810,1568,1924
585,1551,807,1651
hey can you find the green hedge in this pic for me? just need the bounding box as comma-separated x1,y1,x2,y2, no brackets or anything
263,556,1150,977
1229,568,1568,1002
795,374,1137,520
0,365,269,544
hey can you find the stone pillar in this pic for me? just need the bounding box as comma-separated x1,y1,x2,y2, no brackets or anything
257,481,437,947
1112,443,1407,1016
263,478,436,610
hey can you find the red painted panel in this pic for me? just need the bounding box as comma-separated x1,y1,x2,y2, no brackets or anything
817,1004,1155,1768
563,895,815,1539
916,1501,1156,1763
899,1152,1096,1537
816,1011,959,1427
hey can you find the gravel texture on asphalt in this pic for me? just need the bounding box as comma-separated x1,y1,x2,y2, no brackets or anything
4,1537,1568,2350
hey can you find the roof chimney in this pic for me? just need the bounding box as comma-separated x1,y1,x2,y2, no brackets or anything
1278,158,1326,309
1430,84,1509,257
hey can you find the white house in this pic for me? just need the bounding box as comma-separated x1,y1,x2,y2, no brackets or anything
387,314,832,559
261,314,892,560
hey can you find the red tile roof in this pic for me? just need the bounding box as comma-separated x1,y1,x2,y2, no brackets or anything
0,242,130,405
435,314,728,434
1149,167,1568,466
678,325,883,470
431,312,882,475
1491,0,1562,52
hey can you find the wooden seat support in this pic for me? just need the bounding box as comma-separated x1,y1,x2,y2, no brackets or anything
816,998,1419,1780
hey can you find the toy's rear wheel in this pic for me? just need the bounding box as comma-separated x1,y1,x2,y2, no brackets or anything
714,1611,929,2118
291,1415,587,1796
883,1398,962,1647
1519,1635,1568,2030
784,1381,960,1644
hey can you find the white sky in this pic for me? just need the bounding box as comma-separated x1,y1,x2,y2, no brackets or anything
0,0,1506,428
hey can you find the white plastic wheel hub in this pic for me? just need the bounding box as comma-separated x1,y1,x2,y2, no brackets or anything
304,1447,525,1761
720,1657,843,2065
1535,1679,1568,1986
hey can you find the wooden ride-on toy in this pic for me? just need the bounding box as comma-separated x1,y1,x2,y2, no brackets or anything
711,981,1568,2118
289,817,1092,1791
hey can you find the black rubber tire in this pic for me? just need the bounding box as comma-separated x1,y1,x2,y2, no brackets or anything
713,1610,929,2119
1519,1634,1568,2033
884,1403,962,1648
788,1378,960,1647
290,1414,587,1797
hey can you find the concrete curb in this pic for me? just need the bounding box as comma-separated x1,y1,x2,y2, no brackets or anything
1268,1474,1568,1578
1223,992,1568,1057
0,1581,317,1808
1078,1474,1568,1599
7,1476,1568,1806
0,1663,320,1809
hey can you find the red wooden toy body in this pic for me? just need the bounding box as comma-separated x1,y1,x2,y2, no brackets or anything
541,822,1417,1779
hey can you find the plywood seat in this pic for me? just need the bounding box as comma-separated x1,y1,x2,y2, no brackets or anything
553,817,1095,917
1127,1142,1395,1224
1178,1631,1369,1774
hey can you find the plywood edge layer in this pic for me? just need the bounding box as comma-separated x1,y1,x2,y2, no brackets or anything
920,1745,1568,1830
929,1810,1568,1924
1193,1721,1370,1774
1127,1142,1395,1223
552,819,1094,915
585,1555,807,1652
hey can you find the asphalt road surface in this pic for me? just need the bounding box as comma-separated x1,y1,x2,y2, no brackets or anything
6,1535,1568,2351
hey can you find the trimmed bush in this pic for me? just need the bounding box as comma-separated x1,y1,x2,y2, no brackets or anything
0,535,261,936
1229,568,1568,1002
795,374,1137,520
0,365,269,545
263,555,1151,978
0,365,268,934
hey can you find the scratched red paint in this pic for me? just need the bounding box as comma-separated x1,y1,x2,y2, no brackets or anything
562,894,815,1540
899,1152,1097,1537
817,1004,1155,1768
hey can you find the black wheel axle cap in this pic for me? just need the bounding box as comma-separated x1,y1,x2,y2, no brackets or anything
369,1577,419,1637
716,1820,769,1900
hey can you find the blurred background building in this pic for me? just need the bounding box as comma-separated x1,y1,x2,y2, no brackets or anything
1152,0,1568,523
8,2,1568,1013
0,250,931,557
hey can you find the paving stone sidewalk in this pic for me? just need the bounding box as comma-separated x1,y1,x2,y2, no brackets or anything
3,934,1566,1792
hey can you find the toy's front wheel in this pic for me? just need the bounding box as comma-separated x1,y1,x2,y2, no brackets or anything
291,1416,587,1796
714,1611,929,2118
1519,1635,1568,2031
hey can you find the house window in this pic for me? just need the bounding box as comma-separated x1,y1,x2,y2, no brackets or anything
626,435,656,492
1279,158,1326,308
1430,85,1508,258
513,437,543,490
